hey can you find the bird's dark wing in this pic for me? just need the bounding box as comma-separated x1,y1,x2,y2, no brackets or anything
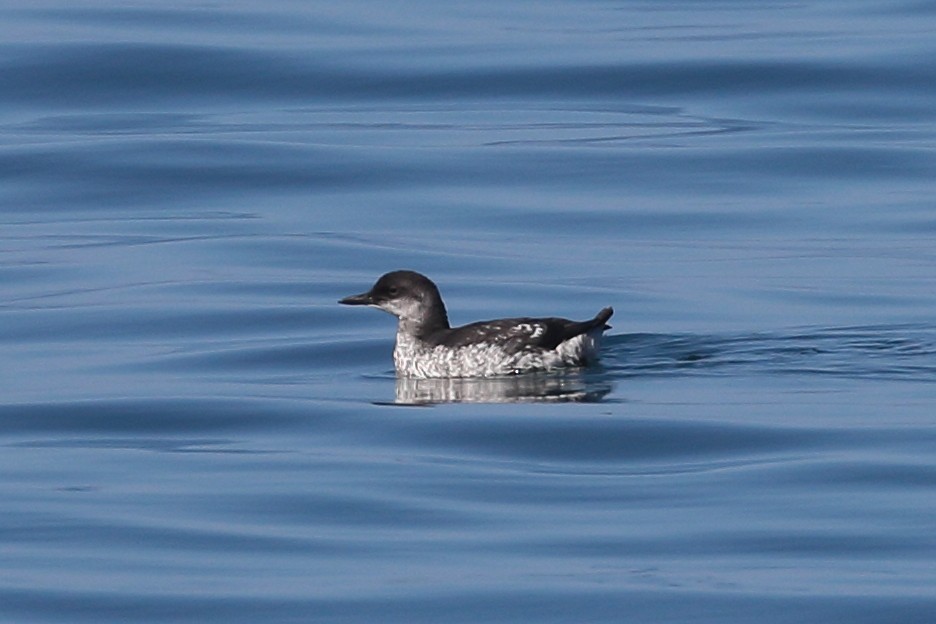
427,307,613,354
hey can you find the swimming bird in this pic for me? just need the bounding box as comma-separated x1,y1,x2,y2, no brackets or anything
339,270,613,378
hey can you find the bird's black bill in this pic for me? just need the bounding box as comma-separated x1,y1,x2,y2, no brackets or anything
339,292,372,306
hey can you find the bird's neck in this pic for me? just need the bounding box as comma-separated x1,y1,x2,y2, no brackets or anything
398,302,449,340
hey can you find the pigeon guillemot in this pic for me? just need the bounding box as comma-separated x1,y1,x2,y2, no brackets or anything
339,270,613,378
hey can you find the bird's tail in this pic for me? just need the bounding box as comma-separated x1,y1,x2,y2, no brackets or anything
594,306,613,330
559,306,614,343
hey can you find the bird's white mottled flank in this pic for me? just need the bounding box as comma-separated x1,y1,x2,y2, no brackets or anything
392,326,605,378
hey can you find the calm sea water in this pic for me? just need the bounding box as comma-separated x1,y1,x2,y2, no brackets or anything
3,1,936,622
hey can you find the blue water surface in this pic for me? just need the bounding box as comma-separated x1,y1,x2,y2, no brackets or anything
2,1,936,622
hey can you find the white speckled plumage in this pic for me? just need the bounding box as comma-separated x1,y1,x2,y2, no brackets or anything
392,328,603,378
340,270,612,379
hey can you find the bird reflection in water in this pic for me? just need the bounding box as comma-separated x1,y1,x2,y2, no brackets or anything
392,372,613,405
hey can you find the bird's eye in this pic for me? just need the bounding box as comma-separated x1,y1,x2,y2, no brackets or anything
388,286,399,296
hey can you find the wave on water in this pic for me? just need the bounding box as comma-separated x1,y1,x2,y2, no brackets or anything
127,324,936,406
605,324,936,382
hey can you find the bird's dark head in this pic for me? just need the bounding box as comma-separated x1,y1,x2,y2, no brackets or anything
340,270,450,333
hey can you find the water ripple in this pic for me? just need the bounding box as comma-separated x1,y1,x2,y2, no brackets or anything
607,324,936,382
